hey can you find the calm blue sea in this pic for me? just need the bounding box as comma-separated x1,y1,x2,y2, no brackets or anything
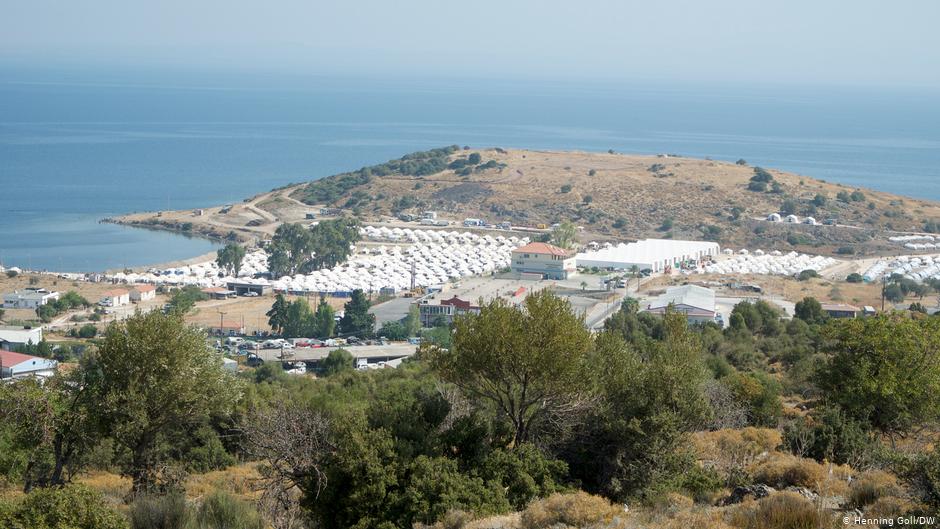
1,69,939,272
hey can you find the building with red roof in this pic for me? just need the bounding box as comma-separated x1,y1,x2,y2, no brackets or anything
0,349,58,380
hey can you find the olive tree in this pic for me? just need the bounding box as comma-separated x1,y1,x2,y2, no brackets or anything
816,314,940,437
94,310,241,495
425,290,594,446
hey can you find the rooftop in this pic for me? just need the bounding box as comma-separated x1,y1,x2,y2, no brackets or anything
647,284,716,312
512,242,573,257
0,350,44,367
132,284,157,292
821,303,861,312
102,289,129,296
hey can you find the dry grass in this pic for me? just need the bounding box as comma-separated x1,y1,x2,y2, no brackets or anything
114,148,940,257
848,470,902,509
749,455,851,496
519,491,629,529
77,463,261,507
694,428,782,484
865,495,916,519
729,492,839,529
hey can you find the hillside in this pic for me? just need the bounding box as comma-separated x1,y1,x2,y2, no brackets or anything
112,147,940,257
289,147,940,254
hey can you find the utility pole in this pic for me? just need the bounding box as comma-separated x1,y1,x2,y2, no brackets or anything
218,310,227,336
881,275,887,312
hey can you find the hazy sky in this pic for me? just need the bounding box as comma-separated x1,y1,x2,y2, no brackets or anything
3,0,939,86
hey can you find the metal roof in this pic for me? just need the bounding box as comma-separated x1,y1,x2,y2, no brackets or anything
647,284,716,312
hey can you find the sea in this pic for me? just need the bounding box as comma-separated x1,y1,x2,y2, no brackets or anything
1,68,939,272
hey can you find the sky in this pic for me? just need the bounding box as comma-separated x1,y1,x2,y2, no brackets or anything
2,0,940,87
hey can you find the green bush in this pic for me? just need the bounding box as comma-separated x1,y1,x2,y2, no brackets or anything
846,273,863,283
130,494,191,529
8,485,128,529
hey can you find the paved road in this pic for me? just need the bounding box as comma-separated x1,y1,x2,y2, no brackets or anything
369,297,415,326
254,343,417,362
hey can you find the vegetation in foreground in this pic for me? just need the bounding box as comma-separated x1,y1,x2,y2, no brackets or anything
3,292,940,528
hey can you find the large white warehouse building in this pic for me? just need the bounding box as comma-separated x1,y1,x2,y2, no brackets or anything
576,239,720,272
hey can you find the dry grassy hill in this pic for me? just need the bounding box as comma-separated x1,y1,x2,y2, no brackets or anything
289,147,940,255
113,147,940,257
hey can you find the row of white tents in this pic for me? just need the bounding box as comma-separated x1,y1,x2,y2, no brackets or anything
863,254,940,283
702,252,838,276
766,213,818,225
106,227,528,293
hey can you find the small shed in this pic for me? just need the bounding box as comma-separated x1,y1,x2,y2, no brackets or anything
130,284,157,302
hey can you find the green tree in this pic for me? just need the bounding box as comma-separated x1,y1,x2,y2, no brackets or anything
816,315,940,436
93,311,240,495
320,348,354,376
215,243,247,277
0,369,104,491
283,298,316,338
313,298,336,339
267,220,360,277
794,297,826,325
167,285,208,315
339,289,375,337
564,313,710,500
426,290,594,446
549,220,577,250
266,293,289,335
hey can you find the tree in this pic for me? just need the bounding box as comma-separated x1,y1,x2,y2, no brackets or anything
563,313,710,500
550,220,577,249
467,152,482,164
320,348,354,376
339,290,375,337
282,298,316,338
816,315,940,436
313,298,336,339
736,159,748,166
216,243,247,277
794,297,826,325
267,294,289,335
0,368,104,492
403,304,421,338
267,223,316,277
93,310,240,495
167,285,208,314
426,290,594,446
846,273,863,283
267,220,360,277
812,193,828,207
630,265,641,291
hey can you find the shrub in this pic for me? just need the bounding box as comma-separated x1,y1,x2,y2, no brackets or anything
588,169,596,176
849,470,902,508
519,492,626,529
195,491,264,529
693,428,782,486
730,491,837,529
130,494,191,529
797,269,820,281
748,181,768,192
846,273,863,283
560,184,572,193
10,485,128,529
749,455,829,490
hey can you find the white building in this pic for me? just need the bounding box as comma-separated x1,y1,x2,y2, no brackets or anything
2,288,60,309
642,285,717,324
0,326,43,349
511,242,577,280
576,239,720,273
100,289,130,307
0,350,58,380
130,284,157,302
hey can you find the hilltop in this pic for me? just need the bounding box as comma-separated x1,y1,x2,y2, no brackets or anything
112,147,940,256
